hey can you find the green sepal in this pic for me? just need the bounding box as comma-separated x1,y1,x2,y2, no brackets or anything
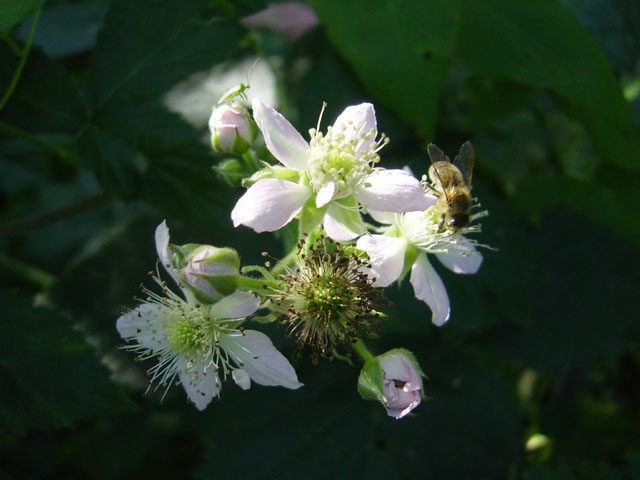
242,166,300,187
357,357,385,401
400,243,421,279
299,195,327,237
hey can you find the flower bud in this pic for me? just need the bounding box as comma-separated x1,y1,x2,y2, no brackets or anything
214,158,245,187
209,104,257,154
357,348,425,419
179,245,240,303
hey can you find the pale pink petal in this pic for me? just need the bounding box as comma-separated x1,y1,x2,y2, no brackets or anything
410,253,450,326
379,354,423,391
385,389,421,419
356,169,431,213
242,3,319,40
232,369,251,390
210,291,261,319
116,303,169,350
231,178,311,232
220,330,303,389
178,359,220,411
332,103,377,155
252,98,309,170
356,235,407,287
436,236,483,274
322,203,365,241
368,210,397,225
315,180,335,208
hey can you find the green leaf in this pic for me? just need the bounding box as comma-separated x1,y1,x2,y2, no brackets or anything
0,0,44,32
455,0,640,170
309,0,463,138
86,1,245,112
0,292,134,435
78,0,247,215
0,44,86,135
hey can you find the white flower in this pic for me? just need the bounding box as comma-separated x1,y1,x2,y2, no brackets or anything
116,221,302,410
231,99,430,240
356,209,483,326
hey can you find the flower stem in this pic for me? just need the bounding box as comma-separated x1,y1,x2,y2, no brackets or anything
242,150,261,173
352,338,374,362
237,275,277,293
0,8,41,111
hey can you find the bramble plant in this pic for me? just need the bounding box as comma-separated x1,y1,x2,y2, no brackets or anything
116,86,489,418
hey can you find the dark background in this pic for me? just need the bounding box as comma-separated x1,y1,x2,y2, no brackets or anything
1,0,639,478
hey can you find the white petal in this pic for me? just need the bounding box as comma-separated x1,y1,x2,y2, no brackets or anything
116,303,169,350
368,210,397,225
178,359,220,411
315,180,335,208
232,369,251,390
219,330,303,389
332,103,377,155
356,235,407,287
231,178,311,232
322,203,365,241
356,169,431,212
155,220,179,282
410,253,450,326
436,236,483,274
252,98,309,170
210,291,261,319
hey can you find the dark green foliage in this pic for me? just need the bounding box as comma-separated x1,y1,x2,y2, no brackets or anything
0,0,639,478
0,293,133,436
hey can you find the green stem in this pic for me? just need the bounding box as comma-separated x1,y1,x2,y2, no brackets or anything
242,150,261,173
0,192,111,236
237,275,277,293
0,253,56,289
0,8,41,111
352,338,374,362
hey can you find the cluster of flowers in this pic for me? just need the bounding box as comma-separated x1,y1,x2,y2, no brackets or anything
117,87,487,419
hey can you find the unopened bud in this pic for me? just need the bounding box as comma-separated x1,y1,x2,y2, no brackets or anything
179,245,240,303
357,348,425,419
209,104,257,154
214,158,244,187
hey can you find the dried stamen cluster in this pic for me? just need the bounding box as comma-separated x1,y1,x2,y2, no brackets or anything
274,235,386,363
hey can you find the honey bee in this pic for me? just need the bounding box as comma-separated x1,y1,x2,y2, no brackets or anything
426,141,475,232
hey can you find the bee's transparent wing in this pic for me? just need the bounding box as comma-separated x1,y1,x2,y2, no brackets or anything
453,141,474,187
427,143,450,164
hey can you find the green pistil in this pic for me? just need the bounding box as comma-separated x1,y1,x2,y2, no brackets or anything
165,306,217,358
303,275,351,319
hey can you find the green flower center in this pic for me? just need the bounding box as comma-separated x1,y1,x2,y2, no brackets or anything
307,124,381,199
278,236,385,363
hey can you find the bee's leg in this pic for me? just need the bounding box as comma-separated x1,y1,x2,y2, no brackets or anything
424,183,440,196
437,214,445,232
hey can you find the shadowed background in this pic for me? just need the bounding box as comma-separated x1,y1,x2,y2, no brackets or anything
1,0,639,478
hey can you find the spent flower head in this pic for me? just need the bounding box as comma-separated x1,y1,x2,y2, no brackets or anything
271,235,386,363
